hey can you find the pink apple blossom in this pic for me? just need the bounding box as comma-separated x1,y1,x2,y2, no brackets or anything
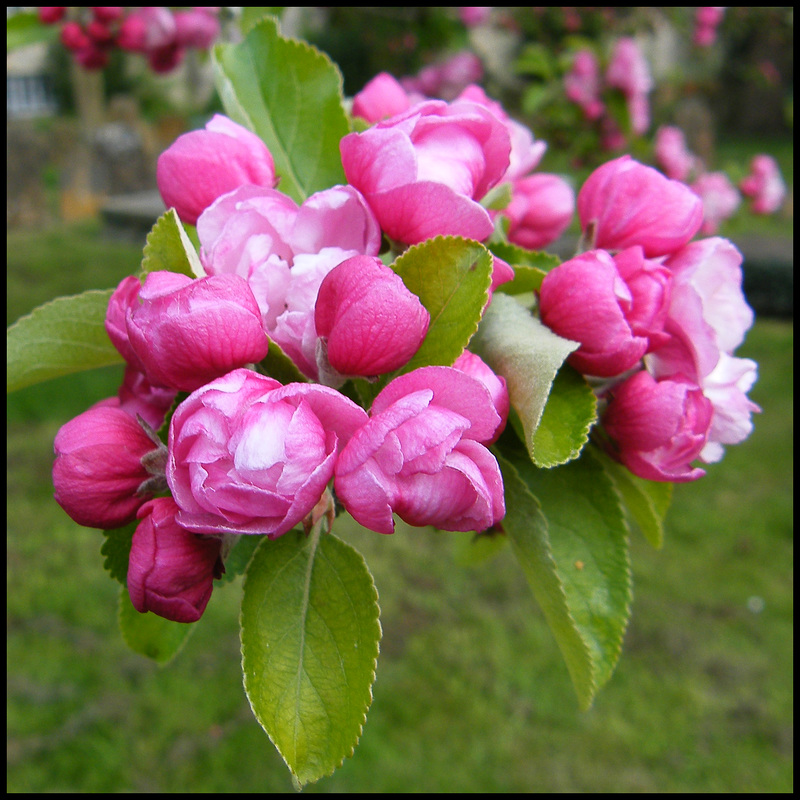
740,154,786,215
314,255,430,381
334,366,505,534
127,497,223,623
197,184,381,379
602,371,713,482
564,50,605,121
503,173,575,250
538,249,665,378
352,72,413,123
157,114,277,225
125,271,269,393
690,171,741,234
654,125,697,182
340,99,511,244
455,84,547,182
173,8,220,49
578,155,704,257
645,237,759,460
167,369,369,537
53,405,161,529
605,37,653,100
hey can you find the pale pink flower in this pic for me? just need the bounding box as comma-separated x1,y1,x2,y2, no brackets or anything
459,7,492,27
314,255,430,381
334,367,505,534
173,8,220,49
157,114,277,225
503,173,575,250
690,171,741,234
167,369,369,538
197,184,381,379
645,237,759,460
602,371,712,483
578,155,704,257
53,405,160,529
740,154,786,214
125,271,268,393
340,99,511,244
127,497,223,623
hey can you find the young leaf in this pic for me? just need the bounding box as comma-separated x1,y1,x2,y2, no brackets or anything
241,528,381,787
212,16,350,204
7,290,123,393
498,444,632,708
471,293,584,466
596,449,673,549
118,587,195,665
391,235,493,373
532,364,597,467
141,208,205,279
101,522,136,586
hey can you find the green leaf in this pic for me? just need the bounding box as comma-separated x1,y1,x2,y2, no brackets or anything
212,16,350,204
596,449,673,549
532,364,597,467
141,209,205,279
241,528,381,787
488,240,561,295
101,523,136,586
392,236,493,373
471,293,581,466
118,587,195,665
240,8,286,35
7,290,123,393
498,445,631,709
218,534,267,583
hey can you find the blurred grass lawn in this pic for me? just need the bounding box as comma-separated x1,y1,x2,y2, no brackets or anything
7,221,793,792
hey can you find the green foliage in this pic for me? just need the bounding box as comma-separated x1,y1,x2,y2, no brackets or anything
141,209,205,279
498,443,631,709
472,292,595,467
7,290,123,393
241,528,381,787
212,16,350,204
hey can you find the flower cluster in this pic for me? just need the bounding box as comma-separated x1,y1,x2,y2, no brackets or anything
52,81,758,625
564,37,653,148
655,125,787,232
37,6,220,73
540,155,759,481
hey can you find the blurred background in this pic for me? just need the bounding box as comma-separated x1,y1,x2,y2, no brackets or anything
7,7,793,792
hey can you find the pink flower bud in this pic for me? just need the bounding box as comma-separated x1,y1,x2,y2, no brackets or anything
53,405,160,529
578,155,704,257
538,250,652,377
106,275,146,370
167,369,369,537
340,99,511,244
334,366,505,534
504,173,575,250
60,21,90,51
125,271,269,393
352,72,413,123
565,50,605,121
127,497,223,623
452,350,509,444
91,7,124,24
38,7,67,25
157,115,277,225
602,371,712,482
117,365,178,431
315,255,430,379
116,13,148,52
